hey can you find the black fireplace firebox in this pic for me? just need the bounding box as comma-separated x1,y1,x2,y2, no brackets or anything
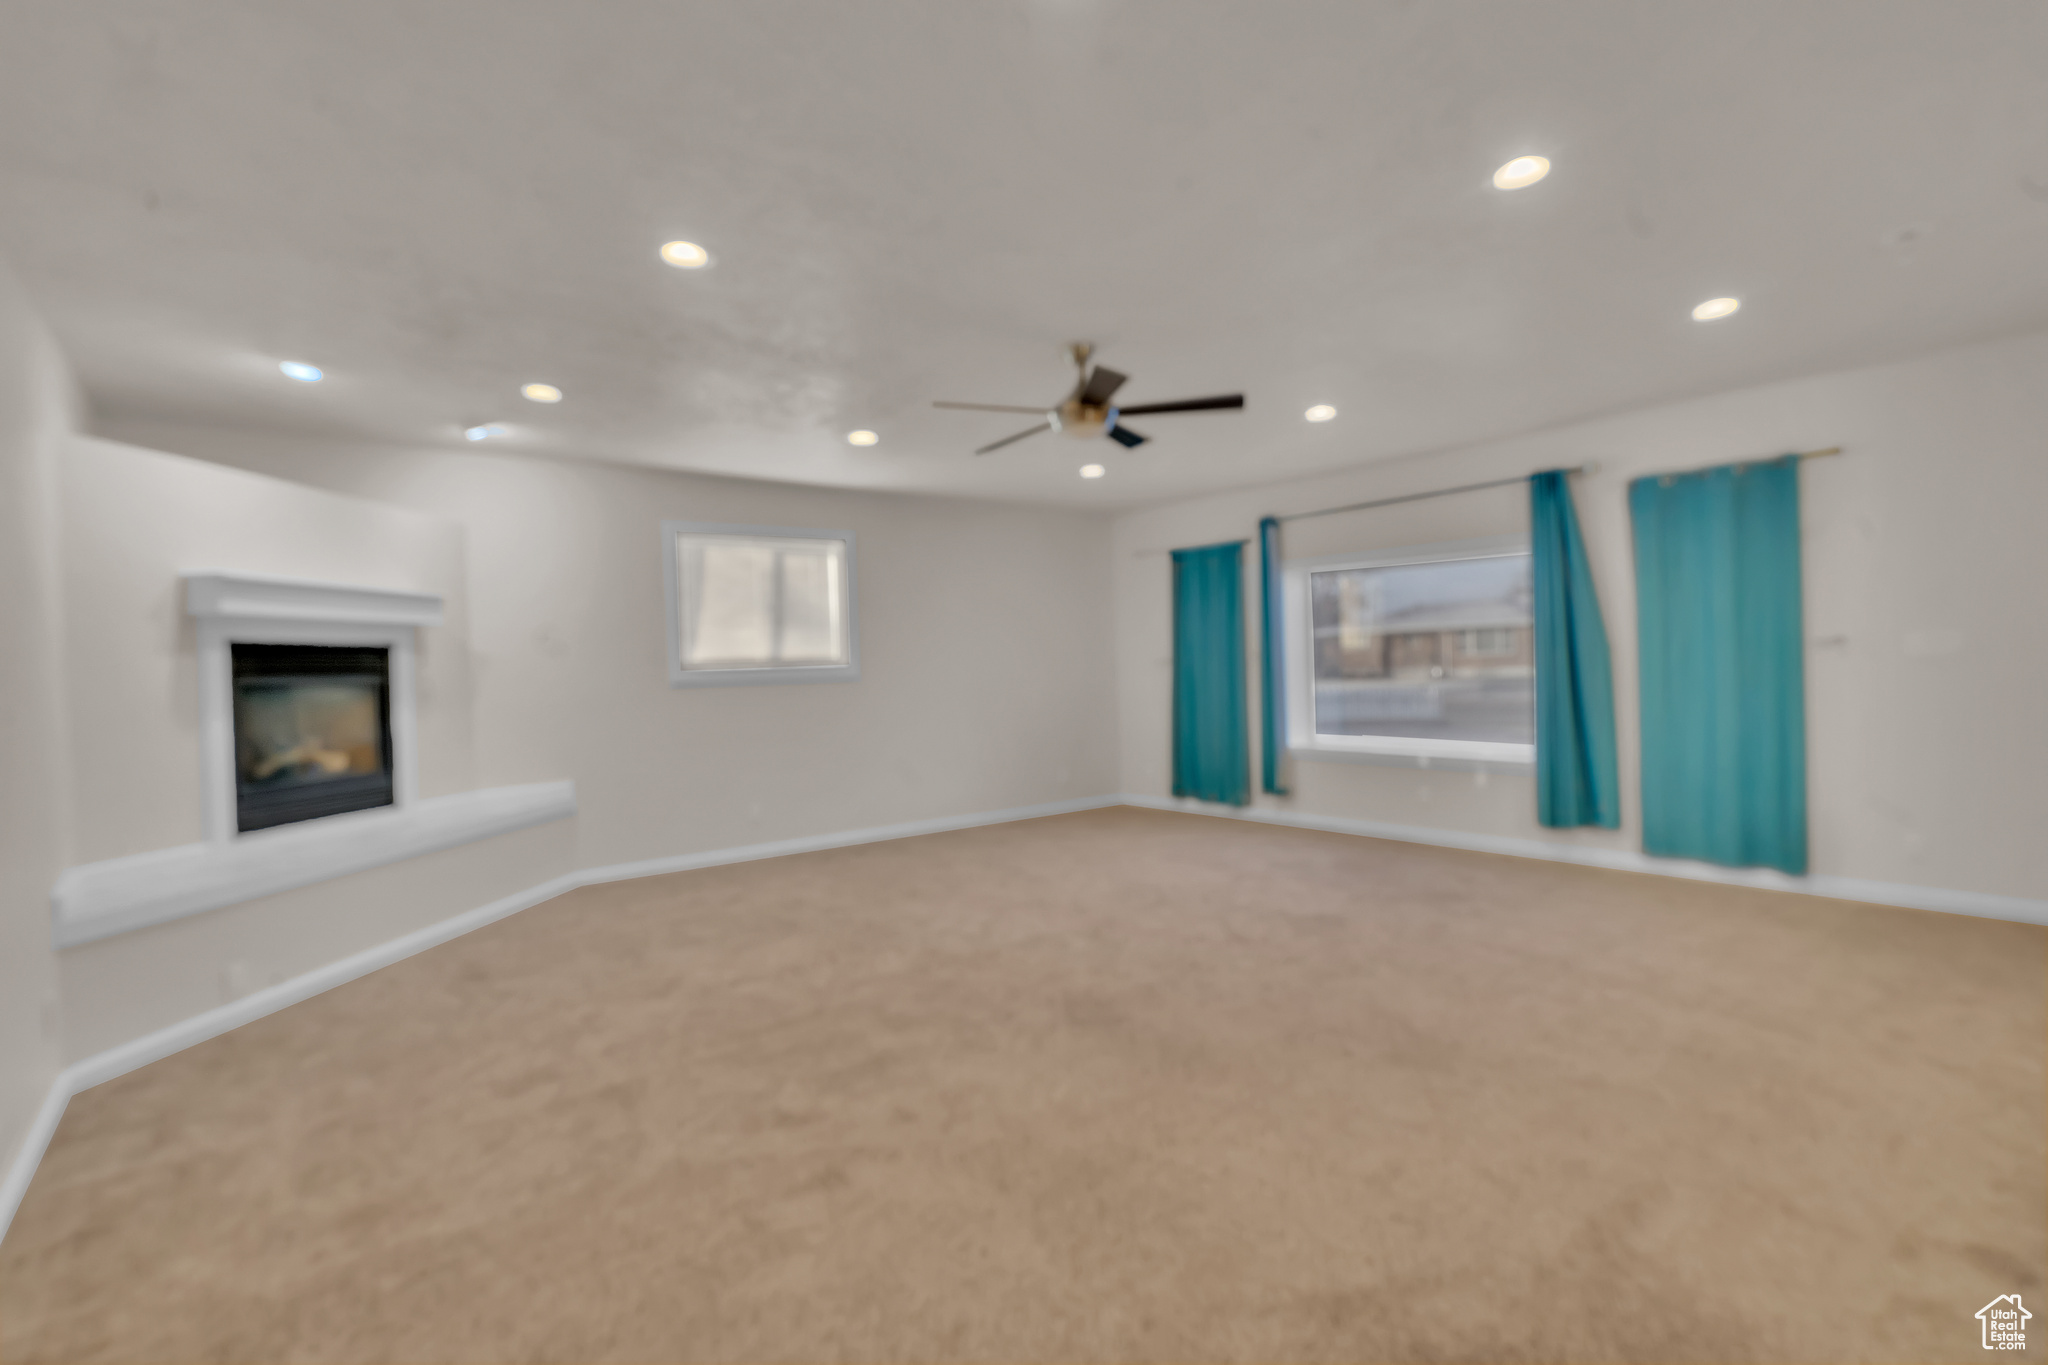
231,642,395,832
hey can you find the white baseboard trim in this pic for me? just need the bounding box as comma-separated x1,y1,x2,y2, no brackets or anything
1116,793,2048,926
0,792,1122,1245
574,794,1125,888
0,1076,71,1253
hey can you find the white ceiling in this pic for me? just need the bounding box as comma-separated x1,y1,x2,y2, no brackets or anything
2,2,2045,508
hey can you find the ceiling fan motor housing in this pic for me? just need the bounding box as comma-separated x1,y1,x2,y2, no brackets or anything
1049,398,1115,440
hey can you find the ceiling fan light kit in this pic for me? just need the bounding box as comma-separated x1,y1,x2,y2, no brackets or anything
934,342,1244,458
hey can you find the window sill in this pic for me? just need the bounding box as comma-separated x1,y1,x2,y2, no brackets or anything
1290,741,1534,776
669,664,860,688
49,781,577,948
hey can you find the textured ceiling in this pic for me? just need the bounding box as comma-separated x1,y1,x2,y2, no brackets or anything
2,1,2046,507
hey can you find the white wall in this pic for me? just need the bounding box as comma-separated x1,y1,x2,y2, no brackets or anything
50,437,576,1058
0,264,78,1193
1113,328,2048,903
90,422,1124,872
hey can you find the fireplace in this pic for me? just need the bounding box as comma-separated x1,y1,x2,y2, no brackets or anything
48,569,578,949
230,642,394,832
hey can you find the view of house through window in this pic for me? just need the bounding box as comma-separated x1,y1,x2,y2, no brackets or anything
1306,549,1533,748
672,529,852,675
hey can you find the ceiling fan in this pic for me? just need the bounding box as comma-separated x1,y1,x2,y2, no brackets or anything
933,343,1245,455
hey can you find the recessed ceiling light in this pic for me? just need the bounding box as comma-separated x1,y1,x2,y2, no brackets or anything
1492,156,1551,190
660,240,710,269
464,424,508,442
522,383,562,403
1692,297,1741,321
279,361,323,383
1079,463,1106,479
846,430,879,446
1305,404,1337,422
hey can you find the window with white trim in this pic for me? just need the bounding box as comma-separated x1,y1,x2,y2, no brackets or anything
1284,537,1533,764
662,522,858,686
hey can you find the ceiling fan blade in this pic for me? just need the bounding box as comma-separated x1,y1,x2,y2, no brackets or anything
1107,425,1149,448
975,422,1051,456
1113,394,1245,416
1078,365,1128,406
934,401,1050,414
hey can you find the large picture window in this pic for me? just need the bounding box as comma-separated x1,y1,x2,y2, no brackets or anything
1285,536,1534,765
662,522,858,686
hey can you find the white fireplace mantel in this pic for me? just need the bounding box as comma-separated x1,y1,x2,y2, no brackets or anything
47,570,575,948
182,569,445,627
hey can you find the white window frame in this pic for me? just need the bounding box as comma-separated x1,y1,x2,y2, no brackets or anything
662,521,860,688
1283,534,1534,769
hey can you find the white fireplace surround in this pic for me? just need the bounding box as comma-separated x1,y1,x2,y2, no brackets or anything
189,571,432,842
49,571,576,948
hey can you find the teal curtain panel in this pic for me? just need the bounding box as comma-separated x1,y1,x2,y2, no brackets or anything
1629,456,1807,874
1258,516,1289,796
1529,471,1620,828
1172,541,1251,807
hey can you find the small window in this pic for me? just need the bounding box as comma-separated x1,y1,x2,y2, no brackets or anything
1285,537,1533,765
662,523,858,686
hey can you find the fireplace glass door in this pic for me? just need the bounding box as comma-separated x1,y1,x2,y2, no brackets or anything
230,643,394,832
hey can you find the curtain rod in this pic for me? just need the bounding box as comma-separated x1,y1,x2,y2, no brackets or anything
1279,447,1840,525
1133,447,1842,556
1279,465,1591,525
1134,465,1592,553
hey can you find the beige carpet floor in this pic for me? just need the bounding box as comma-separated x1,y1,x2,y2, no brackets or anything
2,807,2042,1362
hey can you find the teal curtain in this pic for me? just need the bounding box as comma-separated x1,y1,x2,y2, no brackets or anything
1629,456,1807,874
1529,471,1619,828
1172,542,1251,807
1257,516,1289,796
